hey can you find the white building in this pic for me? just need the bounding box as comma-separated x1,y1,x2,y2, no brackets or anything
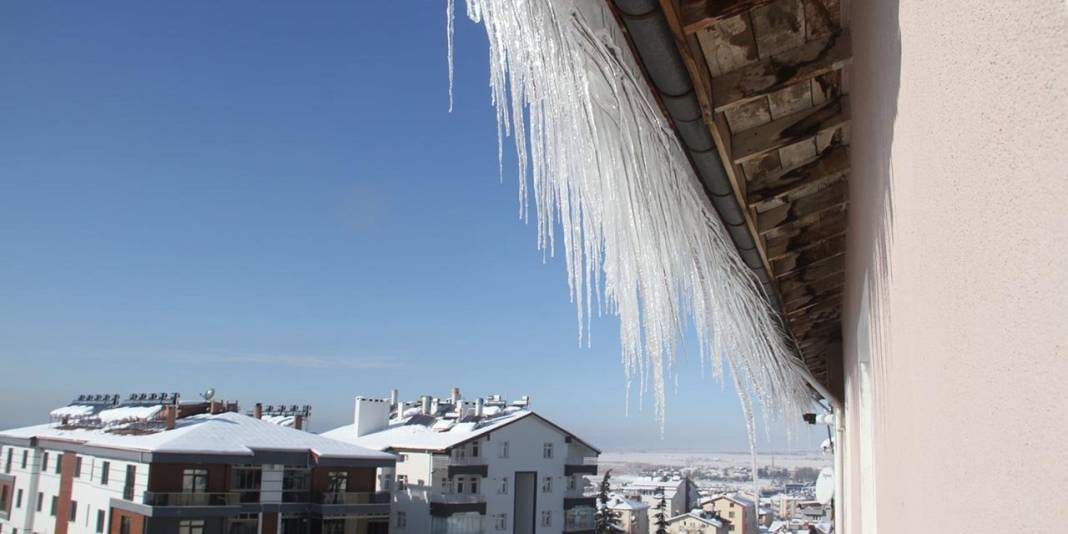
605,495,649,534
662,510,727,534
0,393,395,534
321,390,600,534
619,477,699,532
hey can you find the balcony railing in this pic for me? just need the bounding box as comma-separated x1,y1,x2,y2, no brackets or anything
428,492,485,504
143,492,240,507
432,455,487,468
565,456,598,465
317,491,391,505
564,519,595,531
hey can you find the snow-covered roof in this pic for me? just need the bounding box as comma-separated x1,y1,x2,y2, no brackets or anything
0,411,393,461
323,409,534,452
606,495,649,511
666,510,724,527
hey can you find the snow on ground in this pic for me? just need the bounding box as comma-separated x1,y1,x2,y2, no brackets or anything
599,450,828,469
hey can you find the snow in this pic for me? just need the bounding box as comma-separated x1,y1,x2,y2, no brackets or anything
322,410,531,452
262,414,296,427
606,495,649,511
0,411,394,461
96,405,162,424
447,0,813,446
49,405,95,418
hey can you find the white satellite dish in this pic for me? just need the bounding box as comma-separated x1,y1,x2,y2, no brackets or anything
201,388,216,401
815,466,834,504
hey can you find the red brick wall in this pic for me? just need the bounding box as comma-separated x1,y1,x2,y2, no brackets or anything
54,453,76,534
109,508,145,534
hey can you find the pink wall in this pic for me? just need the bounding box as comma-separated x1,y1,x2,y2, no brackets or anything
843,0,1067,532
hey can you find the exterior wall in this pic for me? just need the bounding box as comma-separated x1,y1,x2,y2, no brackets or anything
843,1,1068,533
391,451,434,533
705,498,755,534
664,515,726,534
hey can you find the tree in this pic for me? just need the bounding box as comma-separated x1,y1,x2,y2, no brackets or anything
595,469,621,533
654,486,670,534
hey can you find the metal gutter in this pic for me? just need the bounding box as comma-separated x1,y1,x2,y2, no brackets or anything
608,0,782,308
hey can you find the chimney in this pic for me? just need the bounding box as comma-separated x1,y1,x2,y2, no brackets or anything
475,397,484,418
254,403,263,419
294,414,304,431
421,396,432,415
450,387,460,404
164,406,176,430
389,389,399,412
210,400,221,414
354,397,390,437
430,397,440,415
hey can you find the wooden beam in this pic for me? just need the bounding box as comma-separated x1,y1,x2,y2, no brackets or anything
757,179,847,233
764,206,847,259
778,253,845,287
681,0,777,34
748,143,850,207
712,31,851,112
732,96,850,164
785,290,843,316
782,278,844,311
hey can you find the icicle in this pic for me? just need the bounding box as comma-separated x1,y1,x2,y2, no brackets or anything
446,0,455,112
449,0,814,439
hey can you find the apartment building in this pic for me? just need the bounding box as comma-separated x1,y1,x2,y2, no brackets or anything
605,495,648,534
662,511,727,534
0,393,395,534
322,389,600,534
619,477,699,532
700,494,757,534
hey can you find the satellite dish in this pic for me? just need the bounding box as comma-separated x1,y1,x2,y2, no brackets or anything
815,467,834,504
201,388,216,401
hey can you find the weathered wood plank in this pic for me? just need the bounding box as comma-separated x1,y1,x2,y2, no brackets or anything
732,96,850,164
782,277,843,310
682,0,777,34
785,290,843,316
711,31,851,111
750,0,807,58
778,253,845,287
771,234,846,276
749,143,849,205
757,178,847,233
694,13,760,77
764,206,846,259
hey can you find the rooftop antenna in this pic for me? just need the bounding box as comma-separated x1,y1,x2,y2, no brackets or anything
200,387,216,401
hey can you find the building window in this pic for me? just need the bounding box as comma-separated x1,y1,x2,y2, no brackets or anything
541,511,552,527
453,447,466,460
493,514,507,531
54,454,62,474
182,468,208,492
123,465,136,500
455,476,466,494
498,477,508,494
321,520,343,534
42,452,49,472
499,441,509,459
729,511,735,518
5,448,11,473
74,456,83,478
396,475,407,491
398,454,407,463
178,519,205,534
21,450,28,469
471,442,479,457
36,492,43,512
567,475,577,490
120,516,132,534
543,443,553,459
96,510,106,533
51,495,58,516
1,485,8,509
470,477,479,495
69,500,78,522
327,471,349,493
396,511,406,529
542,476,552,493
17,489,23,508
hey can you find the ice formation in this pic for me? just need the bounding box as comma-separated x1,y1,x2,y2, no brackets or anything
447,0,814,438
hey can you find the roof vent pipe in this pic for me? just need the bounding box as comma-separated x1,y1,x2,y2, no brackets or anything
253,403,263,419
475,398,484,418
450,387,460,404
421,395,432,415
389,389,399,413
164,405,176,430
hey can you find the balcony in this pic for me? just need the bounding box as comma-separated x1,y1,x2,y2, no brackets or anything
428,492,485,504
143,492,240,507
564,456,598,476
432,454,488,477
428,492,487,518
317,491,391,505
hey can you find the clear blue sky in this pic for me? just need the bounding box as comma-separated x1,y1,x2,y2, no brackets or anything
0,1,823,451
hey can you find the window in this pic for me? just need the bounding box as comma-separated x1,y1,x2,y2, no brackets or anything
542,476,552,493
322,520,344,534
396,475,407,491
398,454,407,463
543,443,554,459
326,471,348,493
4,448,11,473
17,489,23,508
493,514,507,531
182,468,208,492
74,456,83,478
55,454,62,474
499,441,509,459
471,442,479,457
42,452,49,472
455,477,465,494
21,450,28,469
395,511,406,529
567,475,577,490
470,477,478,495
498,477,508,495
1,485,7,509
69,501,78,522
100,462,110,485
541,511,552,527
453,447,465,460
51,495,58,516
96,510,106,533
729,525,735,532
123,465,136,500
36,492,43,512
178,520,205,534
119,517,131,534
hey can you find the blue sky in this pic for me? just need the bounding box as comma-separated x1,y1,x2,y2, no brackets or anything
0,1,823,451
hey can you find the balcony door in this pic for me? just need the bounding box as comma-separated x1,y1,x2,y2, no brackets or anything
182,468,208,493
513,472,536,534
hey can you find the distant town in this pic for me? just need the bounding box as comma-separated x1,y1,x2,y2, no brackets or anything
0,389,830,534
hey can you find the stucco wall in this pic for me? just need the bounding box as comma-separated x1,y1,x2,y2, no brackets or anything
843,1,1067,532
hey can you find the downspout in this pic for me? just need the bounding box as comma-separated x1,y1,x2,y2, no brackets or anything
607,1,845,532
